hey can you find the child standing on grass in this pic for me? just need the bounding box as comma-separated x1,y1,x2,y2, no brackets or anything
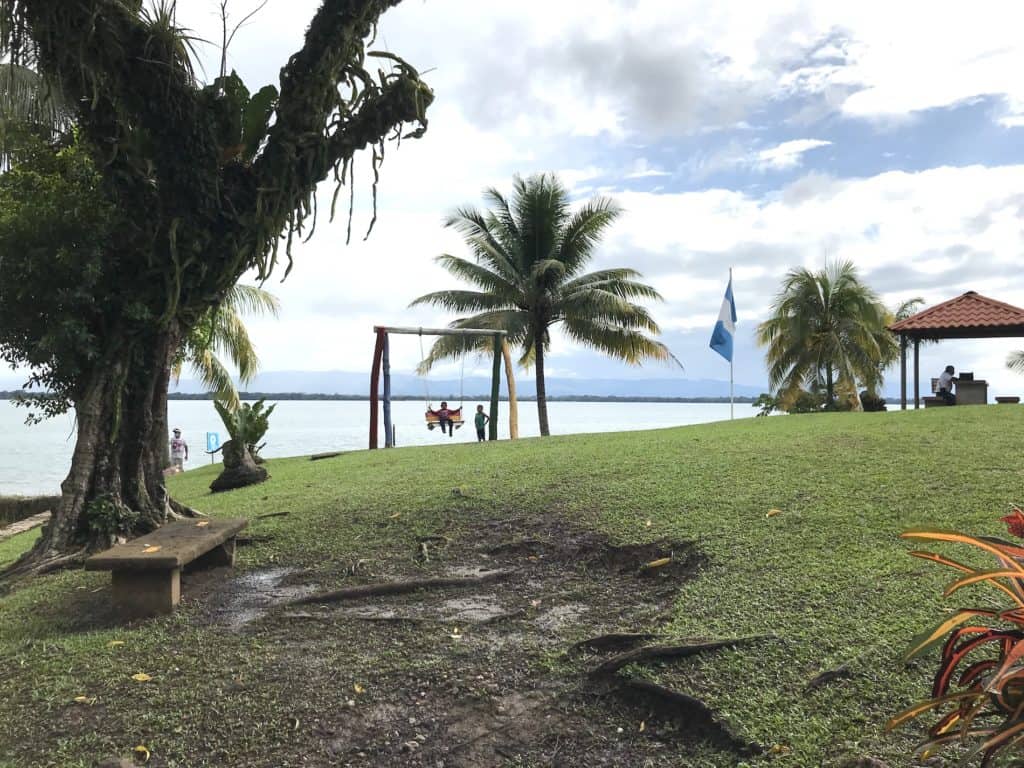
475,404,489,442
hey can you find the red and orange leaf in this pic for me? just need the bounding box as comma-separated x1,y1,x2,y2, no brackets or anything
959,659,998,689
944,570,1024,598
901,530,1024,573
886,691,981,732
1001,509,1024,539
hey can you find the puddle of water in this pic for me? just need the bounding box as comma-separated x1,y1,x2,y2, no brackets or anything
211,567,319,630
535,603,588,632
440,596,508,622
447,566,504,578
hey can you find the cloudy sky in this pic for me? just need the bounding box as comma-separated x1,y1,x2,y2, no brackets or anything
173,0,1024,396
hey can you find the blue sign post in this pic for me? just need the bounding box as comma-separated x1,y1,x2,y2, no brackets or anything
206,432,220,463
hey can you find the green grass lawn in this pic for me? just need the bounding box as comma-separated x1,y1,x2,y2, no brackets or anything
1,406,1022,767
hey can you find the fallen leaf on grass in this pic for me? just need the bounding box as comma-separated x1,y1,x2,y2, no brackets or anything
107,640,125,649
644,519,652,528
530,599,542,608
133,744,150,763
769,743,791,755
73,695,96,705
388,513,401,519
766,509,782,518
449,627,462,640
142,546,161,554
131,673,153,682
353,683,365,694
639,720,646,732
643,557,672,570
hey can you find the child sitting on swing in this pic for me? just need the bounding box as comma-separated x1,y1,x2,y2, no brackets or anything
428,401,455,436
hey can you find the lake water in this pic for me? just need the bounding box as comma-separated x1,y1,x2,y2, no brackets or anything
0,399,751,496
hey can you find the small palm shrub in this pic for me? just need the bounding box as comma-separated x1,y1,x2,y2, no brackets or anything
214,398,276,462
859,391,887,412
888,509,1024,765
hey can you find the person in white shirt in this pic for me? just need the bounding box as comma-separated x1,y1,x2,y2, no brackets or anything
169,428,189,471
937,365,957,405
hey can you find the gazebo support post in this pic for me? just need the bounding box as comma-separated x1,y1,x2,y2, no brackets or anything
489,333,501,441
383,332,393,448
900,334,907,410
913,338,920,410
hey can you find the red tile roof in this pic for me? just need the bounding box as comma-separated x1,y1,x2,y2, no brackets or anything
890,291,1024,335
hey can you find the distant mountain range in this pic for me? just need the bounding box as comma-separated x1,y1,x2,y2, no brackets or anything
164,370,768,399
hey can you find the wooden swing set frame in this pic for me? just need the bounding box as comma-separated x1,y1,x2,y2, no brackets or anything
369,326,515,449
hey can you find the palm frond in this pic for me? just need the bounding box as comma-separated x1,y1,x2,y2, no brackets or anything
407,289,510,314
557,197,622,276
562,316,678,367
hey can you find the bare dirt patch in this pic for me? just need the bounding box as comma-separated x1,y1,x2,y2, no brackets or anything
171,515,763,766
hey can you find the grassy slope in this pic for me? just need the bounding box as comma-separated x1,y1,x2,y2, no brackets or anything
1,406,1021,767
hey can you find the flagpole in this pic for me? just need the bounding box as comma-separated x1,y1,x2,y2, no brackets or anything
729,267,734,420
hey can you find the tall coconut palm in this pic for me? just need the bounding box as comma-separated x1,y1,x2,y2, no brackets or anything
173,284,280,411
757,261,893,410
411,173,675,436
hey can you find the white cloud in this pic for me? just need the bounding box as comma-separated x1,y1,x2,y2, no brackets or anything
755,138,832,171
121,2,1024,395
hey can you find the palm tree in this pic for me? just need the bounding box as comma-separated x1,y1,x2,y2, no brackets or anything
757,261,893,410
411,173,674,436
173,284,280,410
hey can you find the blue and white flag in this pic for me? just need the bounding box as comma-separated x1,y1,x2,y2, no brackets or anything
709,275,736,363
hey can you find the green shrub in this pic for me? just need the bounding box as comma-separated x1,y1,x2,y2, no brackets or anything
860,391,888,412
214,398,276,462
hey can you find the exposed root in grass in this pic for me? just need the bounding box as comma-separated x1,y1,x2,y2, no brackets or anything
615,677,763,756
256,511,290,521
487,538,544,556
287,570,513,606
309,451,344,461
588,637,772,677
569,632,657,655
168,498,205,519
805,663,854,691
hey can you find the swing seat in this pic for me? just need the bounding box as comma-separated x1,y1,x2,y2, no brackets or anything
426,408,463,429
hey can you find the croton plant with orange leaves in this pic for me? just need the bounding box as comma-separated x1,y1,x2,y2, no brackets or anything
888,507,1024,765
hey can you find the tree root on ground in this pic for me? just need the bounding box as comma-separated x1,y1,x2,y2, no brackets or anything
588,636,772,677
1,546,89,585
286,570,513,606
584,637,773,756
804,663,854,691
168,498,205,519
614,677,763,756
256,511,289,521
569,632,657,655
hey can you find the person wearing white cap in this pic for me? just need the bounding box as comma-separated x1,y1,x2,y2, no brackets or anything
169,428,189,472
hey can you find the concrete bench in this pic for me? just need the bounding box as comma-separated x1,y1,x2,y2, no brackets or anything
923,396,949,408
997,396,1021,404
85,517,248,618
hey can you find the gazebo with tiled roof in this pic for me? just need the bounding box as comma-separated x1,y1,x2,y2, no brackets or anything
889,291,1024,409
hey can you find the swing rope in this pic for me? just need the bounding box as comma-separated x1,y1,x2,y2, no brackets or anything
419,329,431,409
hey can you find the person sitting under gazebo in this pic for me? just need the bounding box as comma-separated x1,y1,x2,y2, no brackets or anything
937,365,957,405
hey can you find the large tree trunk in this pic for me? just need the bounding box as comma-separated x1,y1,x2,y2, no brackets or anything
4,331,196,578
535,339,550,437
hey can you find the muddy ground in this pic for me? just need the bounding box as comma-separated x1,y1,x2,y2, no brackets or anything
177,514,763,767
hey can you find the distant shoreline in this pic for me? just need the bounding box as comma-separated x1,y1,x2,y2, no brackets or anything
2,390,759,405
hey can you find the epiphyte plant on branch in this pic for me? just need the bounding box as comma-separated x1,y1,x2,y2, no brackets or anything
888,509,1024,765
0,0,432,577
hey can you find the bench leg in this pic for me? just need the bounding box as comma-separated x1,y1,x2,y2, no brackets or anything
112,569,180,618
191,538,236,570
